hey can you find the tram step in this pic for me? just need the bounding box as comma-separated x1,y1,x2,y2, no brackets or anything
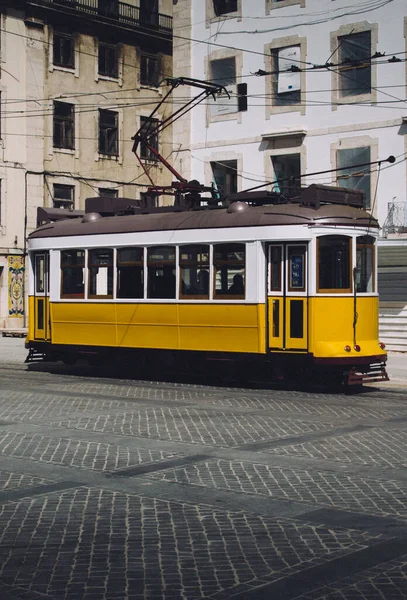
24,348,46,363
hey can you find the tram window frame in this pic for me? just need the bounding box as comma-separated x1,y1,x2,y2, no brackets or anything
117,247,144,299
269,245,283,293
60,249,85,299
88,248,114,299
356,235,375,293
317,235,352,293
213,243,245,300
287,245,306,293
179,245,210,300
147,246,176,300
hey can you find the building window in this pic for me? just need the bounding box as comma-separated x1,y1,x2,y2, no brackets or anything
53,184,74,209
213,243,245,299
139,116,159,161
210,57,239,116
53,101,74,150
337,146,371,209
61,250,85,299
213,0,238,15
271,46,301,106
317,236,351,293
88,248,113,299
140,54,159,87
210,160,237,196
99,109,119,156
271,154,301,196
117,247,144,299
53,31,74,68
99,188,118,198
179,245,210,299
338,31,371,97
147,246,176,299
140,0,159,26
98,42,118,78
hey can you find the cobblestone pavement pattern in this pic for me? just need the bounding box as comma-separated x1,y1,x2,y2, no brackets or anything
0,338,407,599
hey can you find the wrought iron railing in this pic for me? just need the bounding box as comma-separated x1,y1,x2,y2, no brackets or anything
382,201,407,237
28,0,172,32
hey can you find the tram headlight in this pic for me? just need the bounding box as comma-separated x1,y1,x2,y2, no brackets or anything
354,344,361,352
344,345,351,352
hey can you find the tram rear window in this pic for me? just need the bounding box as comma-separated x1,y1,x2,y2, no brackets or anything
317,236,351,292
89,249,113,299
61,250,85,298
213,243,245,299
117,247,144,299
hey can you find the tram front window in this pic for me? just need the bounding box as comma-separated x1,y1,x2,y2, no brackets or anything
213,243,245,299
356,235,375,293
61,249,85,298
317,236,351,292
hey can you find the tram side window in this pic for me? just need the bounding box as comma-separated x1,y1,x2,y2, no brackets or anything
148,246,176,299
213,243,245,299
317,236,351,292
269,246,282,292
89,248,113,299
179,245,210,299
61,250,85,298
356,235,375,293
117,247,144,299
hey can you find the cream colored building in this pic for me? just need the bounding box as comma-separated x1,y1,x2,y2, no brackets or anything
173,0,407,350
0,0,173,330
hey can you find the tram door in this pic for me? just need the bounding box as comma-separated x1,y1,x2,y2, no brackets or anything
267,244,308,351
33,252,50,341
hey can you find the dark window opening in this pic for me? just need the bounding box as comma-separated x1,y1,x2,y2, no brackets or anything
99,109,119,156
117,247,144,299
338,31,371,97
53,101,74,150
139,116,159,161
213,0,238,16
147,246,176,299
318,235,351,292
214,243,245,299
99,188,118,198
269,246,282,292
179,245,210,299
98,43,118,78
61,249,85,298
53,31,74,68
53,184,74,209
88,248,113,298
271,153,301,196
290,300,304,339
356,235,375,293
140,0,159,26
140,54,159,87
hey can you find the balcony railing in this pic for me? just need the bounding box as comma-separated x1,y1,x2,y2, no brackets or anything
382,201,407,237
28,0,172,32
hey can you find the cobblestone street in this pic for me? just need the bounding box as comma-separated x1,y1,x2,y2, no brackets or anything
0,338,407,599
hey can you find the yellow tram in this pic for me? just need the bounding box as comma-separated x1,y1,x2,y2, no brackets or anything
26,184,388,387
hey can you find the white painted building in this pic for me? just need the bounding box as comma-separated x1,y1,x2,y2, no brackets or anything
173,0,407,350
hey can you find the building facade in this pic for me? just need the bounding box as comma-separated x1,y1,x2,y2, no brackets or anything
0,0,173,330
173,0,407,350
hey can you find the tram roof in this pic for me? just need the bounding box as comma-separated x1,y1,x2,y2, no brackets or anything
29,202,378,239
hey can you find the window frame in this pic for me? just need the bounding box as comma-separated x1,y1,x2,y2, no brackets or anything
117,247,144,300
140,53,159,87
98,109,119,157
53,30,75,69
88,248,114,300
336,145,371,210
337,31,372,99
98,42,119,79
356,235,376,293
213,243,246,300
147,246,176,300
179,244,210,300
53,183,74,209
317,235,352,294
139,116,160,161
60,249,85,299
53,100,75,150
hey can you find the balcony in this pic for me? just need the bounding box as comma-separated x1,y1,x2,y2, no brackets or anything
21,0,172,51
381,201,407,238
